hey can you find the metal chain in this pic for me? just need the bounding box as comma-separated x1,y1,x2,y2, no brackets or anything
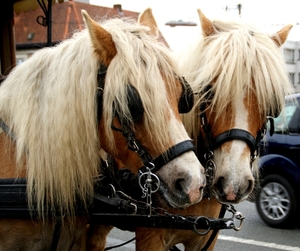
203,151,216,199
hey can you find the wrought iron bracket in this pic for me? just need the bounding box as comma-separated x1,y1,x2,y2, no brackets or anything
36,0,52,46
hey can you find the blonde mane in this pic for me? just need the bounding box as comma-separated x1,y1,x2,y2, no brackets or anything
0,16,179,217
179,19,295,143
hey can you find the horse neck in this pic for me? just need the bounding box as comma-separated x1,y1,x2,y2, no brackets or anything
0,132,25,178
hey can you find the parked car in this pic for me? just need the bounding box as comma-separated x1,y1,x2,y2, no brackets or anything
256,93,300,228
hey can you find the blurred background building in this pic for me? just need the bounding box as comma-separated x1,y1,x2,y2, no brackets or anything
1,0,300,92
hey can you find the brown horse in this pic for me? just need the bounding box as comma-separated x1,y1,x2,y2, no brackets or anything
134,9,295,251
0,9,206,250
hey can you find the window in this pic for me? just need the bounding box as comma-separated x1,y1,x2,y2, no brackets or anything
284,49,294,63
16,58,26,65
289,72,295,85
298,49,300,60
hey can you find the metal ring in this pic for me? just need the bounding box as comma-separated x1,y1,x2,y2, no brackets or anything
138,169,160,193
193,216,211,235
204,151,213,160
149,172,160,193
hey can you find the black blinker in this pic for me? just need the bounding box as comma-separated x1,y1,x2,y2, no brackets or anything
178,77,194,114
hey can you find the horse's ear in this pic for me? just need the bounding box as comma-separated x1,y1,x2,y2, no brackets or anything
138,8,159,37
81,10,117,65
197,9,218,37
270,24,293,47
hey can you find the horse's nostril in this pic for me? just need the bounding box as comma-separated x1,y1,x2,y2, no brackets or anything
246,179,254,194
238,179,255,196
175,178,187,193
215,176,225,195
174,174,193,194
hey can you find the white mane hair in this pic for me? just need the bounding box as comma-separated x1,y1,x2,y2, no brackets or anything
178,18,295,143
0,16,180,217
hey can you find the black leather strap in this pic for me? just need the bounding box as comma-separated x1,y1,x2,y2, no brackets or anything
152,140,195,172
50,220,62,251
213,129,257,155
93,192,139,214
0,118,16,140
200,204,227,251
96,66,107,121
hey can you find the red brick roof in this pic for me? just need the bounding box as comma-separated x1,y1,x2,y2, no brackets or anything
14,1,139,46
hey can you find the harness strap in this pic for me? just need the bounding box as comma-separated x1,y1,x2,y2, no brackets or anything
96,66,107,121
169,204,226,251
0,118,16,140
150,140,195,172
50,220,62,251
213,129,258,156
111,121,154,168
93,192,141,214
200,204,227,251
199,102,214,153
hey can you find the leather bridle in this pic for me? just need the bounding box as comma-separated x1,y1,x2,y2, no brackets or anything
192,87,268,251
97,65,196,175
198,87,265,192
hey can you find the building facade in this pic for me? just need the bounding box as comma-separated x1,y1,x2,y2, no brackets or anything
13,1,300,94
283,41,300,93
14,1,138,65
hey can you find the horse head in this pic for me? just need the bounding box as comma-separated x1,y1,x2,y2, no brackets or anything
180,10,294,204
0,9,206,221
82,9,206,209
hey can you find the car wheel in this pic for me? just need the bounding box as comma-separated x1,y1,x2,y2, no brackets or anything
256,174,298,228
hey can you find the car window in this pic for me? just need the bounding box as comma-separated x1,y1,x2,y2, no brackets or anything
273,97,300,134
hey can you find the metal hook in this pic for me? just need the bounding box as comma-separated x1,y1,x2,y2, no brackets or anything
232,211,245,231
226,204,245,231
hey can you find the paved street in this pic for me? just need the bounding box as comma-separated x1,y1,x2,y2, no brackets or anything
105,201,300,250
